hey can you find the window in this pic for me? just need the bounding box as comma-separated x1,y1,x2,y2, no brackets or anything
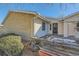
77,22,79,31
77,22,79,27
42,22,45,31
50,24,51,30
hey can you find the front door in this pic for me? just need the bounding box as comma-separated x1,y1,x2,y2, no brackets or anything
52,23,58,35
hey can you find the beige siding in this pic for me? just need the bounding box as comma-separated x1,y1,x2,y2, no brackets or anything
64,14,79,36
3,11,35,40
68,22,76,36
58,21,64,35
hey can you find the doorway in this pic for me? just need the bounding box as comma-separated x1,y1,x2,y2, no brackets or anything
52,23,58,35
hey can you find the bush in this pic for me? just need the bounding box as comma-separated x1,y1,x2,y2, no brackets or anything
0,35,24,56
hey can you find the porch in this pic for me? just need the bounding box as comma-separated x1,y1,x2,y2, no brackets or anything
48,20,79,38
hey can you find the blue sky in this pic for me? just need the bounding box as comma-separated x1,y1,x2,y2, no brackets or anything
0,3,79,23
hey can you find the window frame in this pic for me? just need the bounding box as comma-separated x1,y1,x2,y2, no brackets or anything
76,22,79,31
50,24,51,30
42,22,45,31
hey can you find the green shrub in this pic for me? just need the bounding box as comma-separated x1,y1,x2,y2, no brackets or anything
0,35,24,56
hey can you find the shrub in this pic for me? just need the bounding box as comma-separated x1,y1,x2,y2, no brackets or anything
0,35,24,56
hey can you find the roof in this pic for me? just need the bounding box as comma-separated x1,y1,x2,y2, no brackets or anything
38,15,60,22
2,10,79,25
2,10,59,24
13,10,59,22
12,11,79,21
1,10,40,24
63,11,79,20
9,10,39,15
12,10,79,21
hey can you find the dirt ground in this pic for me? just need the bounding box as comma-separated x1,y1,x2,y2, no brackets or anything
22,47,39,56
22,41,39,56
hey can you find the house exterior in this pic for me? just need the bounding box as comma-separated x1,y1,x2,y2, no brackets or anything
63,12,79,38
1,10,57,40
0,10,79,40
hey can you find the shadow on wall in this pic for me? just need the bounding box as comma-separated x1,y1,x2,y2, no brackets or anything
34,22,48,37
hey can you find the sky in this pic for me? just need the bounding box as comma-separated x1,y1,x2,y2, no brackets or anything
0,3,79,23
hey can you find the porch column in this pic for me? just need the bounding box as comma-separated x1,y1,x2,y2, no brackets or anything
64,22,68,37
